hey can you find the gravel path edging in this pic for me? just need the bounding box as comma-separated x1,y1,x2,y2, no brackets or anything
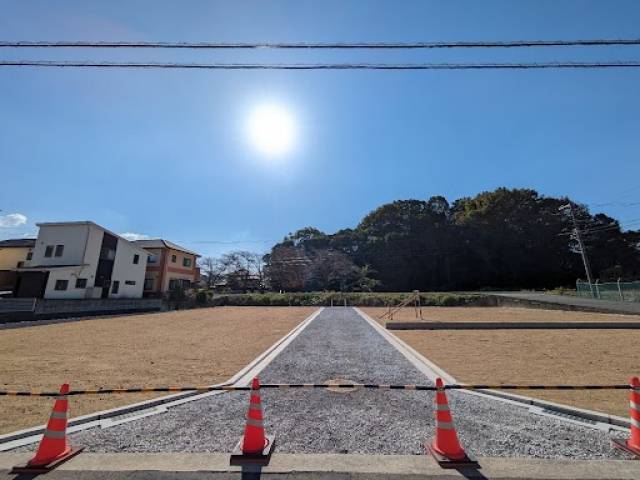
355,308,631,431
0,308,324,450
353,307,454,382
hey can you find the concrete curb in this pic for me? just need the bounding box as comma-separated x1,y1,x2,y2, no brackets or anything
387,321,640,330
1,453,638,479
0,307,324,450
354,308,631,431
354,307,456,383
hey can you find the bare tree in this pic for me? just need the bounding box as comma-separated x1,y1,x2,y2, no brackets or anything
219,250,265,292
199,256,228,289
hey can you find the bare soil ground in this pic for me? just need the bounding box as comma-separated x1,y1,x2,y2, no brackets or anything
0,307,314,434
364,306,640,323
363,307,637,416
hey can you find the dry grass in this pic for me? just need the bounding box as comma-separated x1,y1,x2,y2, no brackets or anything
0,306,315,434
363,306,640,323
362,307,637,417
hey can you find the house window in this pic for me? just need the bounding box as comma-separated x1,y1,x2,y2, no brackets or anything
125,280,136,285
183,257,192,267
111,281,120,294
168,279,179,290
144,278,154,290
55,245,64,257
148,255,157,264
171,254,177,263
45,246,54,257
26,251,33,261
54,279,68,291
133,254,140,264
75,278,87,289
181,279,191,289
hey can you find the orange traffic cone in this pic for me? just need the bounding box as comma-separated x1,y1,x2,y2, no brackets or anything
12,383,84,473
612,376,640,457
230,377,275,466
426,378,478,468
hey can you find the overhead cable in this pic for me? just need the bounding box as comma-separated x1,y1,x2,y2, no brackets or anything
3,60,640,70
2,39,640,49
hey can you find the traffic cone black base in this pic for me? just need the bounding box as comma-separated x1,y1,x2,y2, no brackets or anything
611,439,640,459
426,442,479,469
11,446,85,474
230,435,275,466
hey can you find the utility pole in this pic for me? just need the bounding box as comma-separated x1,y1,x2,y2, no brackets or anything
559,202,595,297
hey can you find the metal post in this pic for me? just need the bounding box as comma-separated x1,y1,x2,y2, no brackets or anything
343,298,347,308
617,278,624,301
594,279,600,299
559,203,595,298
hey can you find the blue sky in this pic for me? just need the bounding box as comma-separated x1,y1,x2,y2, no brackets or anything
1,1,639,256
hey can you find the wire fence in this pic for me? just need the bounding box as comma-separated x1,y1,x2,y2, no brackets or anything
576,279,640,302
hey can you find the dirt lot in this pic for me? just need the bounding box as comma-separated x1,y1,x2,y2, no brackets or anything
0,306,315,434
362,307,637,416
363,306,640,323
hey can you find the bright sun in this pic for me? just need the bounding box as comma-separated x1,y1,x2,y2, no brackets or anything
247,104,296,156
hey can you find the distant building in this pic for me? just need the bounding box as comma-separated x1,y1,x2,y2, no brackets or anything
0,238,36,292
134,240,200,296
13,222,148,299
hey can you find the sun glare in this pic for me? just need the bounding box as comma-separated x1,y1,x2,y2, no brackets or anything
247,104,296,156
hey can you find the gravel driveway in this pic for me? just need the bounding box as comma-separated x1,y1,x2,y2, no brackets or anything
67,308,627,459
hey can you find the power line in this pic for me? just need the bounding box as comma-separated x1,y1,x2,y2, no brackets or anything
3,60,640,70
2,39,640,49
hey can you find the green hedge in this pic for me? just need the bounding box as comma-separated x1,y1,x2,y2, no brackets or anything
194,291,495,307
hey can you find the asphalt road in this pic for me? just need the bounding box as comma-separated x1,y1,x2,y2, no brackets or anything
51,308,631,459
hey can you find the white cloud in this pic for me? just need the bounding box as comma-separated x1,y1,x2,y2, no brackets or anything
0,213,27,228
120,232,150,241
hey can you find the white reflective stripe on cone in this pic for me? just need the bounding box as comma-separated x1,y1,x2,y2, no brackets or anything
50,411,67,419
43,429,66,439
630,400,639,411
245,418,264,428
436,420,455,430
55,395,68,401
435,404,449,411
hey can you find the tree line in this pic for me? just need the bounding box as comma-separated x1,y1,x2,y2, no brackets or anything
198,188,639,292
261,188,640,292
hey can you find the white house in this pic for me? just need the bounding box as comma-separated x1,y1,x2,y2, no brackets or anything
13,221,149,299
